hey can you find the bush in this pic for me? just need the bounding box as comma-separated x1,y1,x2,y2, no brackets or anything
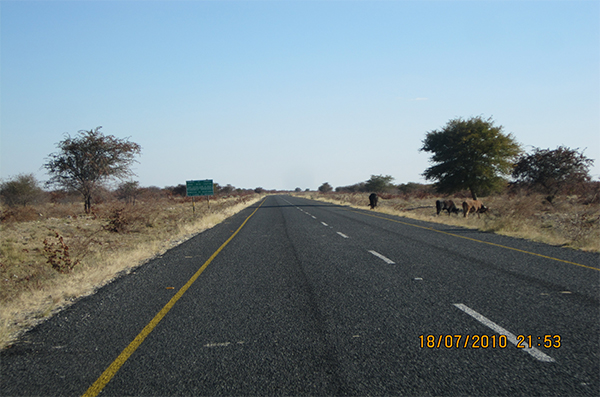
318,182,333,193
0,174,44,207
43,231,80,273
105,207,130,233
0,206,40,223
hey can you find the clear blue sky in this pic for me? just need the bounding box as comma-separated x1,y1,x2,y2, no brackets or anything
1,0,598,191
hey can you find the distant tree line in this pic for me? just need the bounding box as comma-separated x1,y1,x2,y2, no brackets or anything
0,176,260,210
317,116,595,202
319,175,434,196
2,119,597,210
0,127,264,213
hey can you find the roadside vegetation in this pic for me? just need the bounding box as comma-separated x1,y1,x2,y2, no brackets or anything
300,187,599,252
0,185,263,350
311,117,598,253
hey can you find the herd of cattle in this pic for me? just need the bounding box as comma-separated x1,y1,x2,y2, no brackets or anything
437,199,488,218
368,194,488,218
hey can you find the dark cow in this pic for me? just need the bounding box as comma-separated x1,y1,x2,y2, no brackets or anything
462,199,488,218
368,193,378,209
436,199,459,215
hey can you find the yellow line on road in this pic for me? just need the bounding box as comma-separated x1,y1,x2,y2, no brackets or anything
350,210,599,271
83,199,266,397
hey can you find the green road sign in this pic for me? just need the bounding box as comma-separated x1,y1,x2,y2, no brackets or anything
186,179,214,196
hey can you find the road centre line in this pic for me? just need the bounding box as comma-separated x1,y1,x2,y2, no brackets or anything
350,210,599,271
82,199,267,397
283,198,349,239
453,303,555,362
369,250,396,264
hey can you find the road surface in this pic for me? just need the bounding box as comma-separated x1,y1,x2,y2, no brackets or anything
1,195,599,396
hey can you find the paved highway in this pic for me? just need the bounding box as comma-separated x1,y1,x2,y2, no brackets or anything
1,195,599,396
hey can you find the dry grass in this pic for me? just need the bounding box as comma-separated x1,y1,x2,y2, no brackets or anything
0,194,263,349
297,192,599,252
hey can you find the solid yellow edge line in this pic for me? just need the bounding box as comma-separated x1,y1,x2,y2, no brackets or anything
83,198,266,397
350,210,599,271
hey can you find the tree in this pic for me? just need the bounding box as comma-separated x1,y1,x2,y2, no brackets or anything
512,146,594,203
0,173,44,207
44,127,142,213
116,181,140,204
420,116,521,200
165,184,189,197
220,184,235,195
365,175,395,193
318,182,333,193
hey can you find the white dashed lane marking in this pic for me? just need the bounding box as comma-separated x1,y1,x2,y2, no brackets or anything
283,197,350,240
368,250,395,264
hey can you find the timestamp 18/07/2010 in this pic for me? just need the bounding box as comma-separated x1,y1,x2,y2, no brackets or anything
419,334,561,349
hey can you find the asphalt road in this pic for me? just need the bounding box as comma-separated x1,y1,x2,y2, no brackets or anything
1,195,599,396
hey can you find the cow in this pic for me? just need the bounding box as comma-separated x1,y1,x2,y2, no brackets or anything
436,199,460,216
462,199,488,218
368,193,378,209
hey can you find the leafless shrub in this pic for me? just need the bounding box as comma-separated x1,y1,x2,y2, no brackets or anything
43,231,80,273
104,207,130,233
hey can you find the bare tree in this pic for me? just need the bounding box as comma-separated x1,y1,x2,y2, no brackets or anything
512,146,594,203
44,127,142,213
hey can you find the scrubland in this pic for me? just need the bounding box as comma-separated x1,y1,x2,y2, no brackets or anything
0,193,262,349
1,189,598,350
298,191,599,252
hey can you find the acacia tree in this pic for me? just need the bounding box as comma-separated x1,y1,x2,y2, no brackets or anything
420,116,521,200
44,127,142,213
365,175,395,193
512,146,594,203
318,182,333,193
